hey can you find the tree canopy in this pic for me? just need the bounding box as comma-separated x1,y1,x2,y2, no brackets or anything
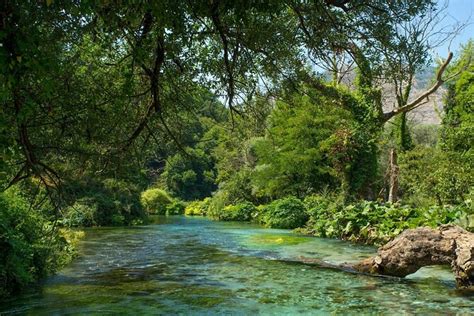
1,0,450,193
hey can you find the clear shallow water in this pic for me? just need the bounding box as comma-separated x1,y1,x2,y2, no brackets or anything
1,216,473,315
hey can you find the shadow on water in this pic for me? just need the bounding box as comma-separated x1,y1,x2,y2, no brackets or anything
1,216,473,315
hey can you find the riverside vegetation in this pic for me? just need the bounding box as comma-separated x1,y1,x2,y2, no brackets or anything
1,0,473,299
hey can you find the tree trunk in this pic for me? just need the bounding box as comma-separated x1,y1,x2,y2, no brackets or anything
387,148,399,203
353,225,474,288
396,112,413,151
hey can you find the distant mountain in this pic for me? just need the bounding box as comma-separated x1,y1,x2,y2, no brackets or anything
387,66,444,125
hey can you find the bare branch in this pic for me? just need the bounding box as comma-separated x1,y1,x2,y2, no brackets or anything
382,52,453,122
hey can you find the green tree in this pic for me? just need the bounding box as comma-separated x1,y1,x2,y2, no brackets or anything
441,41,474,154
161,148,217,201
399,41,474,206
252,85,375,199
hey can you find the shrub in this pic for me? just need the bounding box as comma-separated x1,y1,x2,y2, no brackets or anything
207,190,230,219
218,202,256,221
0,189,75,297
184,198,210,216
261,197,309,229
161,148,217,201
140,188,173,215
96,179,144,225
166,200,186,215
110,214,125,226
62,198,97,227
304,193,345,218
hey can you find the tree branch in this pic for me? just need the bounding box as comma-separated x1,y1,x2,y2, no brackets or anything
210,1,241,115
382,52,453,122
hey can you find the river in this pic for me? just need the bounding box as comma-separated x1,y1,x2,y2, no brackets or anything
1,216,473,315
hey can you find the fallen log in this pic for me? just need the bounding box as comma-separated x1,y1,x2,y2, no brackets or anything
277,225,473,288
353,224,474,288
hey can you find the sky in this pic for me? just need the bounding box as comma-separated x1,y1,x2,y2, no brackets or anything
434,0,474,56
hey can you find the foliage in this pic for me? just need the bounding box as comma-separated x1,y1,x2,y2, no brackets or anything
184,198,211,216
0,0,467,297
62,178,146,227
441,40,474,154
140,188,173,215
394,113,414,151
411,124,439,148
62,198,98,227
302,197,470,245
0,189,76,297
207,191,231,219
1,0,438,210
217,168,257,204
252,86,379,200
260,197,309,229
166,200,186,215
212,202,256,222
453,200,474,232
161,148,217,201
207,109,270,205
399,146,473,206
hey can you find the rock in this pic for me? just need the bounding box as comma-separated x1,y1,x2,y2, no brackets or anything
353,224,474,288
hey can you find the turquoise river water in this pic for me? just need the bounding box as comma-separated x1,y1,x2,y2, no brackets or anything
1,216,473,315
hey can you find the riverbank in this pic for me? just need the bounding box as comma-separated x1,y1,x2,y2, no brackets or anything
0,190,84,299
183,195,473,245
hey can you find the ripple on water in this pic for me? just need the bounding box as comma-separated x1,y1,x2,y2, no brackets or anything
1,216,473,315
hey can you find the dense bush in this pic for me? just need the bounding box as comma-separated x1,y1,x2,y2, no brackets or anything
260,197,309,229
165,200,186,215
0,189,76,297
216,168,256,205
140,188,173,215
184,198,211,216
214,202,256,221
303,193,345,215
441,41,474,154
